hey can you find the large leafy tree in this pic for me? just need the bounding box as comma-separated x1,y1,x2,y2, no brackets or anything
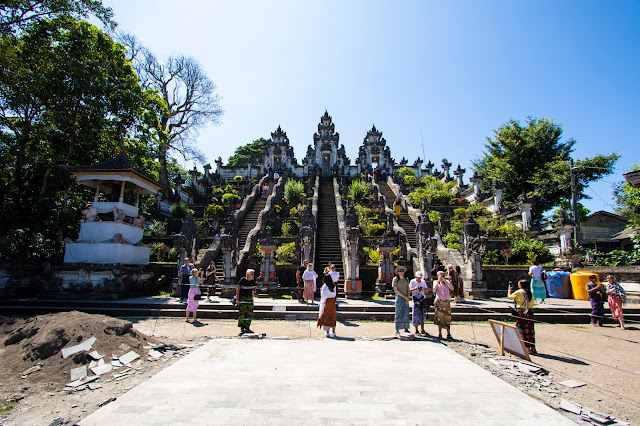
473,117,619,222
0,0,113,35
615,163,640,226
0,17,147,258
226,137,269,167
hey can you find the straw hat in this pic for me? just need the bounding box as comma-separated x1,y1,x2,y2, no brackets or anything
395,266,407,274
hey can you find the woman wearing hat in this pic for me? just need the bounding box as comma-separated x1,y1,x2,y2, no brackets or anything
433,270,454,339
409,271,431,336
392,266,411,334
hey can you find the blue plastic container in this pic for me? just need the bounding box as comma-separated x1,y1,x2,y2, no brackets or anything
546,271,572,298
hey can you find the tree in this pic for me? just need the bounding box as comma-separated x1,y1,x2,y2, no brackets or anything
0,0,114,35
226,137,269,167
473,117,619,222
0,17,148,258
124,35,223,188
615,163,640,226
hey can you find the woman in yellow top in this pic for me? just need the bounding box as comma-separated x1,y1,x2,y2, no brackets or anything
507,279,537,354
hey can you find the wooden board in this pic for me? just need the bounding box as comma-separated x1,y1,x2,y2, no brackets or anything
489,320,530,361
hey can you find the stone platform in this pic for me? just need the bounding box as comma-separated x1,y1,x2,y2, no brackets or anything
80,339,573,425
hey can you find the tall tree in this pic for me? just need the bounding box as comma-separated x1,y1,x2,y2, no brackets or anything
0,17,147,258
615,163,640,226
0,0,114,35
473,117,619,222
122,34,223,188
226,137,269,167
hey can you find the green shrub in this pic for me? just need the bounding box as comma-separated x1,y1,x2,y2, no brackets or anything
348,179,369,204
281,221,292,237
397,167,416,178
170,202,189,219
147,220,167,237
403,175,418,187
284,179,305,205
234,175,243,181
363,246,382,264
276,241,296,264
482,249,500,265
428,211,441,224
510,236,553,265
204,204,224,217
443,232,460,249
222,193,241,205
167,247,179,261
197,220,209,236
150,242,169,262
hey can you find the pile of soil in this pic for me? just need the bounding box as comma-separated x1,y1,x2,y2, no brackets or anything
0,312,159,400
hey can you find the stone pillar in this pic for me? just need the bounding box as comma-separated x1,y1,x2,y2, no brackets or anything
493,187,504,217
454,164,466,187
418,215,435,275
461,215,488,299
469,173,482,201
220,232,235,283
375,239,395,294
425,161,434,176
441,159,452,181
345,227,362,299
259,238,278,286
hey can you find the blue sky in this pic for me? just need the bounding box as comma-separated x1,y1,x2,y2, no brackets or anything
104,0,639,214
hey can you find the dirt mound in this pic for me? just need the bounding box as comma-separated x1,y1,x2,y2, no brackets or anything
0,312,159,396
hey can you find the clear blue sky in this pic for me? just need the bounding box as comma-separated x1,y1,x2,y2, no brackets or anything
105,0,639,214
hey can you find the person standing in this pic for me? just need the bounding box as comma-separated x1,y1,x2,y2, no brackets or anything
185,268,204,323
393,266,411,334
317,273,337,337
446,264,463,303
586,274,606,327
328,264,340,289
205,261,219,302
178,258,194,303
508,280,537,354
302,263,318,304
393,200,401,219
606,274,627,329
409,271,430,336
528,260,547,303
295,260,308,303
433,271,453,340
236,269,256,335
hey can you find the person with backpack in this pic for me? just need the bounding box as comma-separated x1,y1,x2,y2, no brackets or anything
317,273,337,337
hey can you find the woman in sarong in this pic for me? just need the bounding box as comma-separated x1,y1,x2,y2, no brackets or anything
393,266,411,334
317,273,337,337
409,271,430,336
508,279,537,354
235,269,256,335
586,274,606,326
433,271,453,340
606,274,626,329
302,263,318,304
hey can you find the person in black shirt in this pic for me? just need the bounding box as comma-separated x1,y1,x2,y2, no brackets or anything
236,269,256,335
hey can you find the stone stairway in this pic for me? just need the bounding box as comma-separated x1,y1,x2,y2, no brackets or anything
238,196,267,252
313,178,344,295
379,181,417,250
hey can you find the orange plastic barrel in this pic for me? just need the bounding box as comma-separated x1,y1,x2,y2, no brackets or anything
570,271,599,300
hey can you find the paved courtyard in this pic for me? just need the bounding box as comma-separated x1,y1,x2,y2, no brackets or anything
80,338,574,425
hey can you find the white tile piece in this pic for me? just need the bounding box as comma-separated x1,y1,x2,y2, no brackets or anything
61,336,97,359
90,363,113,376
559,379,586,388
70,366,87,381
147,349,163,358
118,351,140,365
88,351,103,360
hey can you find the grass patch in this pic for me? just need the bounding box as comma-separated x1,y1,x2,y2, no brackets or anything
1,402,18,413
157,290,173,298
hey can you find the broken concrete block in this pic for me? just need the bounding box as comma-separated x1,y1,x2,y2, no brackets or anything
21,365,42,377
70,366,87,382
90,363,113,376
559,380,586,389
88,383,102,390
149,349,162,358
61,337,97,359
271,336,289,340
559,399,582,415
111,360,123,368
240,333,266,339
88,351,103,360
118,351,140,365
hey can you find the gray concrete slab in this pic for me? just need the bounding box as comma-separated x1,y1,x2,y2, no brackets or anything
80,339,574,425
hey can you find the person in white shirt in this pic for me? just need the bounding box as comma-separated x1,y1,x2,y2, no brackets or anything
317,273,337,337
302,263,318,304
328,264,340,287
409,271,431,336
528,260,547,303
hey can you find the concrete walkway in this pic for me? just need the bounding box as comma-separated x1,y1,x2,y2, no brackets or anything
80,339,573,425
